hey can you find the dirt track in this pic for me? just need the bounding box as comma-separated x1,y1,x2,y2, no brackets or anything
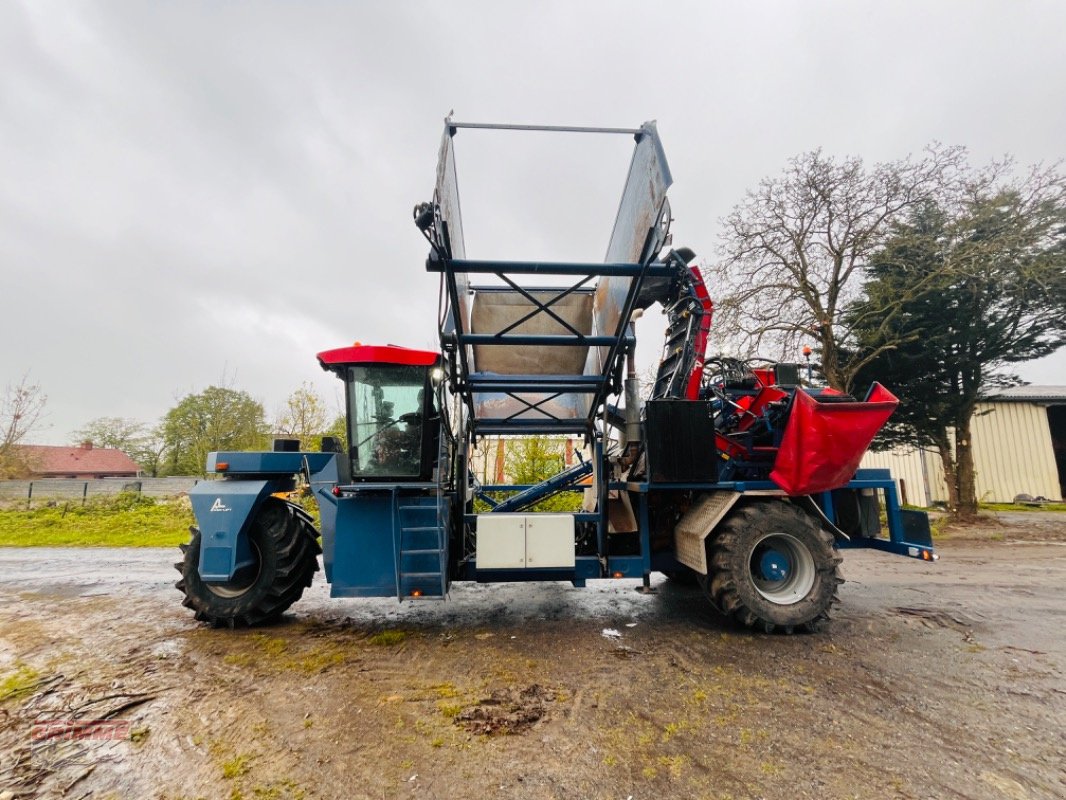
1,512,1065,800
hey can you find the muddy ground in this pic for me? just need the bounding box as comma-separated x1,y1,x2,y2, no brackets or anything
1,512,1064,800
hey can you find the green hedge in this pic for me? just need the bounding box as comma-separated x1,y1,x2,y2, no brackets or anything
0,492,194,547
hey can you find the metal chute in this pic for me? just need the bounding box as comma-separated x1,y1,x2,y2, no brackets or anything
422,120,673,435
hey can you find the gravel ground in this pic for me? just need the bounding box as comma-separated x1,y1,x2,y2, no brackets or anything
1,514,1064,800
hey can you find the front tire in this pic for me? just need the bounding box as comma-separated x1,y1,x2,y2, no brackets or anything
175,499,320,627
707,501,842,633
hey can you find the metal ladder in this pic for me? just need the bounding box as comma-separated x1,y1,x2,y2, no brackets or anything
395,495,448,599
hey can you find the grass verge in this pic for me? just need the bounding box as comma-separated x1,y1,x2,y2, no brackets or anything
0,492,193,547
980,502,1066,513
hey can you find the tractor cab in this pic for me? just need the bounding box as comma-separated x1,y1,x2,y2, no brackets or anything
317,345,442,482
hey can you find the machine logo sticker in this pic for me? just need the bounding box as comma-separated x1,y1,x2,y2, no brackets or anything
209,498,231,513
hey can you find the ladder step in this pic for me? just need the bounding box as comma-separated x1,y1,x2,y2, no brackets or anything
399,515,439,529
401,528,443,550
401,547,442,566
394,493,449,601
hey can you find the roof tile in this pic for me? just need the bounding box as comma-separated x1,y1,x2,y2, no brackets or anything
17,445,141,476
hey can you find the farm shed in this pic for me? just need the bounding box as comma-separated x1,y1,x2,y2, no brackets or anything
861,385,1066,506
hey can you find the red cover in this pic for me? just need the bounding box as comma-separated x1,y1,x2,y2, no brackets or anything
769,383,898,495
683,266,715,400
317,344,440,368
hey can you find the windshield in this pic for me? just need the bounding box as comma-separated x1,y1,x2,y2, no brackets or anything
347,364,427,478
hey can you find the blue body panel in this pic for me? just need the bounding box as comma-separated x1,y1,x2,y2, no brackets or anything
307,457,340,583
330,491,398,597
193,447,933,596
189,479,284,582
620,468,935,559
191,451,339,583
208,451,335,475
327,488,450,598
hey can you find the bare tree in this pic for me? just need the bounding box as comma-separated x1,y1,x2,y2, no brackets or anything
274,383,329,450
71,416,148,450
0,374,47,478
708,145,970,391
71,416,167,476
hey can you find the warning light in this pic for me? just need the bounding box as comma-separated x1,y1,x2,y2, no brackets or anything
215,462,229,472
411,589,423,597
612,571,624,579
802,345,812,357
331,486,342,497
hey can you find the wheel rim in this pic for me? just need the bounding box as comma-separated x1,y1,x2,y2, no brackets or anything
749,532,816,605
204,541,262,598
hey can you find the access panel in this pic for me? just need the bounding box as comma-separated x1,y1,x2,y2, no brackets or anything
475,514,575,569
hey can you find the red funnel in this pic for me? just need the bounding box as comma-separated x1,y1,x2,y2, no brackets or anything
769,383,898,495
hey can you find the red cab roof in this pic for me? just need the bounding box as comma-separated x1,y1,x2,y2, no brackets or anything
317,344,440,370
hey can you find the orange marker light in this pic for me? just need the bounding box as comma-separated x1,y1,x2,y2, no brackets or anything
411,589,423,597
612,571,624,579
215,462,229,471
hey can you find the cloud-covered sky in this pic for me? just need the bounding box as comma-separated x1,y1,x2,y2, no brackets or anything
3,0,1064,442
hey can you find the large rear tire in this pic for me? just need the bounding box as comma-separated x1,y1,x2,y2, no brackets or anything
175,499,320,627
707,501,842,633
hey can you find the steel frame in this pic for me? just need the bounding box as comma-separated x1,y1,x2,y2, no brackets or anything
424,120,672,439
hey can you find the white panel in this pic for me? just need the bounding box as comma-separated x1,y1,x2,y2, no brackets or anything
971,402,1061,502
525,515,575,568
476,514,527,568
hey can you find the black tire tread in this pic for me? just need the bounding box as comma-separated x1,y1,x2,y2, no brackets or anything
175,499,320,628
706,500,843,634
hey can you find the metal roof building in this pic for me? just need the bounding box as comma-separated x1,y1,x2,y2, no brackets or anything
862,385,1066,506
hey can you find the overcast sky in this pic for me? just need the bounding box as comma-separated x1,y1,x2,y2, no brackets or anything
3,0,1064,443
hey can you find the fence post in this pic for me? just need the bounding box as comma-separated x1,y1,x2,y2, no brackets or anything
82,482,88,506
27,481,33,510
